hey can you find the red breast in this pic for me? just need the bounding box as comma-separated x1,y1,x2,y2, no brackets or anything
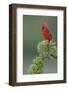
42,22,52,42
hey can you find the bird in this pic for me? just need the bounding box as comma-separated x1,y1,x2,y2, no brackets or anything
41,22,52,42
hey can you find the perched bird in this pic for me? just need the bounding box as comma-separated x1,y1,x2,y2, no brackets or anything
42,22,52,42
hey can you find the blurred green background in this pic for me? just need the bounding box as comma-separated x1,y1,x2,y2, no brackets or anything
23,15,57,75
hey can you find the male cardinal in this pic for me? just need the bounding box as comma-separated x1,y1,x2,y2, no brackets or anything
42,22,52,42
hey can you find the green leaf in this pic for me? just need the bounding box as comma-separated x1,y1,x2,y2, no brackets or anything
49,55,57,63
49,44,57,58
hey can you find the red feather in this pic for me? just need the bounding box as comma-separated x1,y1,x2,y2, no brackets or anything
42,22,52,42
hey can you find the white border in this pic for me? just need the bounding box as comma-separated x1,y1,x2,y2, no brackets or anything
16,8,64,82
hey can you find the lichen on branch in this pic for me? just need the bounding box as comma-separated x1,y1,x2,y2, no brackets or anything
27,40,57,74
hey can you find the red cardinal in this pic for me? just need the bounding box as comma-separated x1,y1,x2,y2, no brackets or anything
42,22,52,42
